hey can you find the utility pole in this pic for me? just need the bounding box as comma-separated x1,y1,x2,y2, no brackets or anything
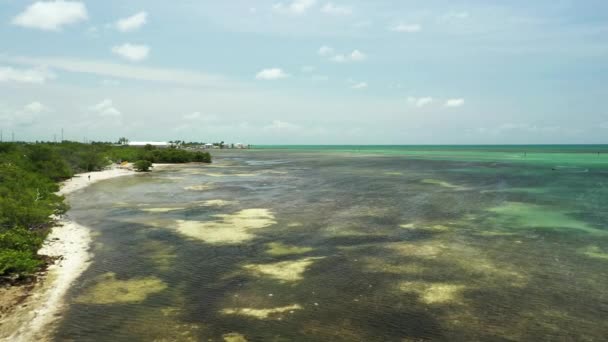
12,131,14,142
54,134,57,143
61,128,64,142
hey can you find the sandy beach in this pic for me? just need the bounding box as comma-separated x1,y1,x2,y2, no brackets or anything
0,166,136,342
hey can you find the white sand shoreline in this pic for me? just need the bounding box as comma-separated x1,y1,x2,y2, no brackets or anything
0,166,136,342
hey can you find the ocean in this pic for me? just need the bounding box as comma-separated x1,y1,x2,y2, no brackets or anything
55,146,608,341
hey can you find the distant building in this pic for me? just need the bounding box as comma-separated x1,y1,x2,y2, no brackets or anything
128,141,171,148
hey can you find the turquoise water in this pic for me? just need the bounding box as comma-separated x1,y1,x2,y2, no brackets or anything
255,145,608,168
54,147,608,341
255,145,608,153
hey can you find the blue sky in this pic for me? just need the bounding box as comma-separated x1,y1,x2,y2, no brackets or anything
0,0,607,144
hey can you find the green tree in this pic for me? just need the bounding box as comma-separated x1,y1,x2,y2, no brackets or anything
193,152,212,163
25,144,73,181
0,141,211,278
133,160,153,172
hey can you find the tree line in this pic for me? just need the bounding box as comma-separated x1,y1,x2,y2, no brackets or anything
0,141,211,280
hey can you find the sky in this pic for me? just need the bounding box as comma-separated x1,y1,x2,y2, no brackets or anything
0,0,607,144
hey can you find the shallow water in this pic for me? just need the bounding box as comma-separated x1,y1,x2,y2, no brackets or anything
56,147,608,341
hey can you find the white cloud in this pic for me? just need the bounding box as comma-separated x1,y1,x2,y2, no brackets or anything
350,50,366,61
1,102,51,127
351,82,367,90
265,120,300,131
256,68,289,80
111,44,150,62
321,3,352,16
323,48,366,63
391,23,422,33
445,98,465,107
492,123,568,135
1,55,232,88
273,0,317,14
0,66,55,84
89,99,121,117
354,20,373,29
24,101,49,114
301,65,316,73
499,123,530,131
183,112,201,120
116,11,148,32
12,1,88,31
318,45,334,57
407,97,434,107
85,26,100,38
405,96,462,108
310,75,329,81
330,54,347,63
183,112,218,121
100,79,121,86
440,12,469,21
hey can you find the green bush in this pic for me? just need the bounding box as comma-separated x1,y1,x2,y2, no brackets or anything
133,160,153,172
24,144,73,180
0,249,41,276
0,228,45,253
193,151,212,163
103,145,212,164
0,141,212,278
0,164,63,230
76,151,109,172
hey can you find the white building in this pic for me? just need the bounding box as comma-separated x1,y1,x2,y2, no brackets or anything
127,141,171,148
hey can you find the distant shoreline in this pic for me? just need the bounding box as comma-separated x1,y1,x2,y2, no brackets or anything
251,144,608,152
0,165,136,341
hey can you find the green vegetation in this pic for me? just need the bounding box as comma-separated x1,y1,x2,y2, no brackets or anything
0,140,211,280
106,144,211,164
134,160,153,172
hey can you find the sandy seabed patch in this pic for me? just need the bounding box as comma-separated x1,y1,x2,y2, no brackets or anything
400,222,451,232
243,257,325,283
386,240,527,287
175,209,276,244
75,273,167,305
265,242,313,256
199,172,259,177
487,201,603,235
421,178,468,191
223,332,248,342
221,304,302,319
399,281,467,304
201,199,237,207
184,183,216,191
579,245,608,260
141,207,186,213
141,200,237,213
